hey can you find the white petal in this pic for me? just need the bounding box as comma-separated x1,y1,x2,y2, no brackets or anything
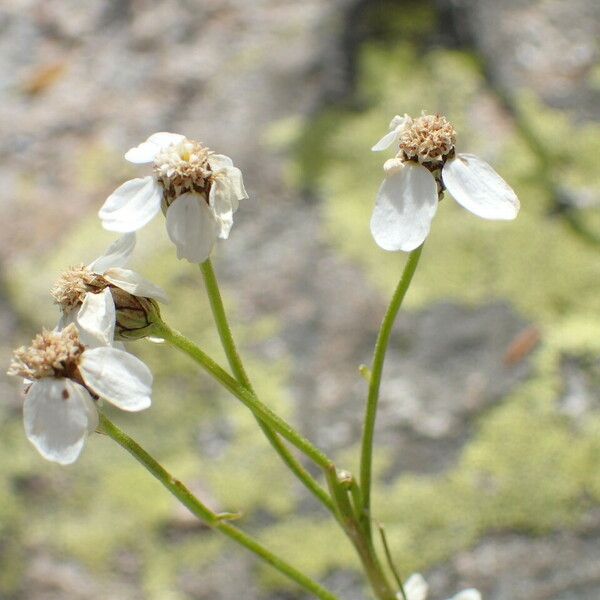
99,176,162,233
56,310,77,332
124,132,185,164
404,573,428,600
370,162,438,251
80,347,152,411
104,267,169,303
448,590,481,600
443,153,520,220
222,166,248,207
371,129,401,152
88,233,136,273
209,179,234,239
23,379,97,465
77,288,115,347
166,193,219,263
384,157,404,174
390,114,409,130
209,164,248,217
208,153,234,169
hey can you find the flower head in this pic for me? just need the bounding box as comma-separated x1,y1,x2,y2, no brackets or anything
8,323,153,464
399,573,481,600
99,133,248,263
371,112,519,252
52,233,168,343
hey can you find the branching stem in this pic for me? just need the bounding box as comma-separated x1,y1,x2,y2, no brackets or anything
199,259,335,513
98,413,338,600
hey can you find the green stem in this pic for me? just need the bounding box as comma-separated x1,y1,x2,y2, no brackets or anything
377,522,405,598
359,245,423,529
200,259,335,513
199,259,251,386
153,320,333,471
325,468,396,600
98,413,338,600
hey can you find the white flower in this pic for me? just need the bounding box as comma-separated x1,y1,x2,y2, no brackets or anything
98,133,248,263
371,113,520,251
404,573,429,600
8,321,153,465
399,573,481,600
52,233,168,344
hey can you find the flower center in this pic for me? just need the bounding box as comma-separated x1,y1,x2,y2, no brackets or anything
8,324,85,380
153,139,213,206
398,113,456,167
51,266,109,313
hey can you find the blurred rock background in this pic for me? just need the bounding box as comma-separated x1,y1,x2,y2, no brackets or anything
0,0,599,598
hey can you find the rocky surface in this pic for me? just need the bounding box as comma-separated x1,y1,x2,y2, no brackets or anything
0,0,598,599
452,0,600,120
427,510,600,600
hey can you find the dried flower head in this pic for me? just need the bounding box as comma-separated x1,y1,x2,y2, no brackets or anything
8,324,84,380
51,265,109,313
53,234,167,344
99,132,248,263
398,113,456,167
7,311,154,464
153,139,214,206
371,111,519,252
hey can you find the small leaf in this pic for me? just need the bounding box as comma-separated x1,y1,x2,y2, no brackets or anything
358,364,372,382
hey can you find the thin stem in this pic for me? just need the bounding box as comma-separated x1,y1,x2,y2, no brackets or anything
348,479,364,524
199,259,251,386
98,413,338,600
377,522,405,598
153,320,333,471
200,259,335,513
325,468,396,600
359,245,423,529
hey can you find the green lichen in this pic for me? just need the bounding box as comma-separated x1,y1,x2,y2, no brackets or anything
3,2,600,596
293,43,600,324
262,14,600,588
2,213,300,594
255,322,600,587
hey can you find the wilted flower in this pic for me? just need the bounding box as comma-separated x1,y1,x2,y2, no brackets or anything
371,112,519,251
7,320,153,465
400,573,481,600
51,233,168,342
98,133,248,263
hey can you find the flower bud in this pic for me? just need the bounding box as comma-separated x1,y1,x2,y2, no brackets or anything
110,287,162,340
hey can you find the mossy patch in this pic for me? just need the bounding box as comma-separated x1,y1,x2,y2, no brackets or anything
292,43,600,324
259,4,600,587
3,1,600,596
2,213,300,594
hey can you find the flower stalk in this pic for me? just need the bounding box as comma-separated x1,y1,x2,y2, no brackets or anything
200,258,336,514
7,115,508,599
198,260,400,599
153,320,334,471
97,413,339,600
325,468,396,600
359,245,424,532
